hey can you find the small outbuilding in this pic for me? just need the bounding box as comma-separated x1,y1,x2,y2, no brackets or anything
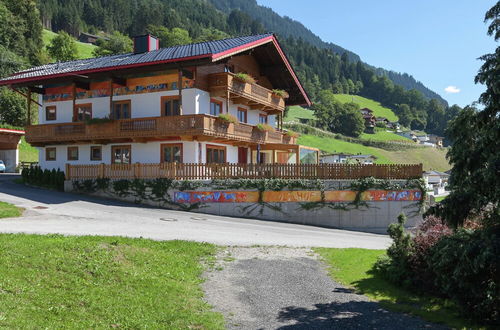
0,128,25,172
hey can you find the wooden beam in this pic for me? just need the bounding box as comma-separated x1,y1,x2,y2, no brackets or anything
11,88,43,107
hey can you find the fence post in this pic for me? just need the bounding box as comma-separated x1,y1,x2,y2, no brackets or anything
98,163,105,178
65,163,70,180
134,163,141,178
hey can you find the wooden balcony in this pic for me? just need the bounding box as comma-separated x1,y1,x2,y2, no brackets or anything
25,115,296,146
208,72,285,113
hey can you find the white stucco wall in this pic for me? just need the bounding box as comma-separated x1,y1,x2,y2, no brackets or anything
39,140,242,171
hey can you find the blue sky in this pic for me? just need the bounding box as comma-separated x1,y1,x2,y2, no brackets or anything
257,0,498,107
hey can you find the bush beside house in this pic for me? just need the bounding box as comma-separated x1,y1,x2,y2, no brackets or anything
376,214,499,325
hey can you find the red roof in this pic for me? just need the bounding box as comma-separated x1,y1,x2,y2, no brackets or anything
0,33,310,106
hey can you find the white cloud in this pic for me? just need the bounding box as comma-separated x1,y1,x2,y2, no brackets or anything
444,86,460,94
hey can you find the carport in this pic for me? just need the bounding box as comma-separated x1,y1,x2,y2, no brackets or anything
0,128,25,172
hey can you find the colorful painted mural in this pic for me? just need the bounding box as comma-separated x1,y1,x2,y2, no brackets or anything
174,191,260,203
43,73,194,102
174,190,422,203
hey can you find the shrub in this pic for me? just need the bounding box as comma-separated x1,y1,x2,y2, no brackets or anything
271,89,289,98
408,215,452,288
255,123,275,132
233,72,256,84
429,226,500,323
374,213,413,286
285,130,299,138
20,166,65,191
217,113,238,124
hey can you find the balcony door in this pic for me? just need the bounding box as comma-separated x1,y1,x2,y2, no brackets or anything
238,147,248,164
73,103,92,122
112,100,131,119
162,96,180,116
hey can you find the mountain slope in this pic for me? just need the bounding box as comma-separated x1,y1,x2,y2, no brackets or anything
208,0,446,104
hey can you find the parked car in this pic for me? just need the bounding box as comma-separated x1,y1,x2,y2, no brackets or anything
0,160,5,173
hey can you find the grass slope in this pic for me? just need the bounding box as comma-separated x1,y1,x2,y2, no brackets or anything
0,202,22,218
334,94,398,121
315,248,473,329
43,29,97,59
19,136,38,163
285,105,316,122
298,134,451,171
298,135,391,163
0,235,224,328
359,129,413,142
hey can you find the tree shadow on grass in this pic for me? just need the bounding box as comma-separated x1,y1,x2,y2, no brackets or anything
276,300,448,329
349,268,464,328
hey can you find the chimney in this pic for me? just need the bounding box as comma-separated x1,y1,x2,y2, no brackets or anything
133,34,160,54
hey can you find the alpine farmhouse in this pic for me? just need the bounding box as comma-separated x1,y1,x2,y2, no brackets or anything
0,34,319,172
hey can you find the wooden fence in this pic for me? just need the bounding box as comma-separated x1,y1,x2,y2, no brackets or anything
65,163,423,181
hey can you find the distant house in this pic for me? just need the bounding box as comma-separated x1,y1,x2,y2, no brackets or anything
375,117,390,127
78,32,109,45
320,153,351,164
349,154,377,164
416,134,429,143
423,170,450,195
388,121,400,131
360,108,376,133
428,134,444,147
320,153,377,165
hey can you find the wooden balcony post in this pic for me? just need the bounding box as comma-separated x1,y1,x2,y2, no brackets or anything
26,89,31,126
178,69,183,115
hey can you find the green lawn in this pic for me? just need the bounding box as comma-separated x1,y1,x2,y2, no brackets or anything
0,201,22,218
19,136,38,163
434,195,447,202
285,105,316,122
43,29,97,59
298,134,392,163
360,129,413,142
0,235,224,328
315,248,474,329
333,94,398,122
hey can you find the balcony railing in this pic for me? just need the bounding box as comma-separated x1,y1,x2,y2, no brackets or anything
25,115,296,146
208,72,285,112
65,163,424,181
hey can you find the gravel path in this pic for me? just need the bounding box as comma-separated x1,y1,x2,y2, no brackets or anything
203,247,447,329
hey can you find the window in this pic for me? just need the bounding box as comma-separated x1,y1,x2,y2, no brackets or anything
111,145,131,164
162,96,180,116
67,147,79,161
90,146,102,161
237,107,247,123
112,100,131,119
45,106,56,121
46,148,56,161
259,114,268,124
74,103,92,122
206,145,226,164
161,143,183,163
210,99,222,116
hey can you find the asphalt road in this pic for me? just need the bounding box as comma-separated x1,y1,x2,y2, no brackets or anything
0,174,391,248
